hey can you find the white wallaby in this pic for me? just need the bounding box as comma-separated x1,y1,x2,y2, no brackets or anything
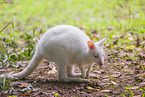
0,25,106,82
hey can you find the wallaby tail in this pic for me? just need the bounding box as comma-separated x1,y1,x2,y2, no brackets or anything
0,52,43,80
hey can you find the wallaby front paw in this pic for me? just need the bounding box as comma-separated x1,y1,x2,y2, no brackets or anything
86,72,90,78
58,77,89,83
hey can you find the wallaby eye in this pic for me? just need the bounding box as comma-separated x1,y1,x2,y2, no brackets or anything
94,54,98,58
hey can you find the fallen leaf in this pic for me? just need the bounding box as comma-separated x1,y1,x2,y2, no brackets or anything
132,61,139,65
112,35,120,38
128,37,134,40
140,82,145,86
94,70,102,74
100,90,112,93
87,86,100,91
20,93,31,96
111,74,121,78
20,83,29,88
136,73,145,78
108,26,114,31
130,86,139,89
127,33,132,36
106,39,118,48
124,45,135,50
111,39,118,45
138,53,145,60
133,95,142,97
87,86,94,90
91,34,100,38
131,45,135,49
42,60,48,63
91,29,97,34
80,25,86,29
134,76,143,82
136,36,140,47
94,89,100,91
0,69,5,72
125,46,130,50
111,81,117,86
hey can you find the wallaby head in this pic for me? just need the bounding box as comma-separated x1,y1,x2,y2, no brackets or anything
87,38,106,67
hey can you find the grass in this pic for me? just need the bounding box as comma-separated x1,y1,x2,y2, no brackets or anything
0,0,144,46
0,0,145,96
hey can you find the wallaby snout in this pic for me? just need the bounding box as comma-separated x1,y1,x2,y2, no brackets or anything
99,61,104,66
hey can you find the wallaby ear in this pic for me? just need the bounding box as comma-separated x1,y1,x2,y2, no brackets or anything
87,41,95,50
97,38,106,46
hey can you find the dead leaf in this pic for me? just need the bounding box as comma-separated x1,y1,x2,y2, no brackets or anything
136,73,145,78
132,61,139,65
131,45,135,49
125,46,130,50
138,53,145,60
136,36,140,47
128,37,134,40
42,59,48,63
91,34,100,38
133,95,142,97
111,39,118,45
130,86,139,89
94,70,102,74
87,86,100,91
111,74,121,78
140,82,145,86
108,26,114,31
127,33,132,36
91,29,97,34
94,89,100,91
20,83,29,88
0,69,5,72
134,76,143,82
20,93,31,96
106,39,119,48
112,35,120,39
111,81,117,86
100,90,112,93
87,86,93,89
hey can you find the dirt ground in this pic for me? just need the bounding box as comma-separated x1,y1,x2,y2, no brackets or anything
1,58,145,97
1,48,145,97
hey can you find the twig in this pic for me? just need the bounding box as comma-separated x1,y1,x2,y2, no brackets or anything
0,21,12,33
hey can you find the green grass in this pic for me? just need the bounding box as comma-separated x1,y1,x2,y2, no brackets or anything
1,0,145,36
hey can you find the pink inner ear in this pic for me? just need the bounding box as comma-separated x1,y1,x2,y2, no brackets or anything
87,41,94,50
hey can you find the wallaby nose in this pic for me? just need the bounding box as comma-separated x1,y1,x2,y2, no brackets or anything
99,61,104,67
99,62,104,69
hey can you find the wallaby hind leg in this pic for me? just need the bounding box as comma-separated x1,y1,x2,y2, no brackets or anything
77,64,85,78
67,65,75,77
57,64,88,82
67,65,85,78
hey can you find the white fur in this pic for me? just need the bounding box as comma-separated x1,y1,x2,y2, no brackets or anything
0,25,106,82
